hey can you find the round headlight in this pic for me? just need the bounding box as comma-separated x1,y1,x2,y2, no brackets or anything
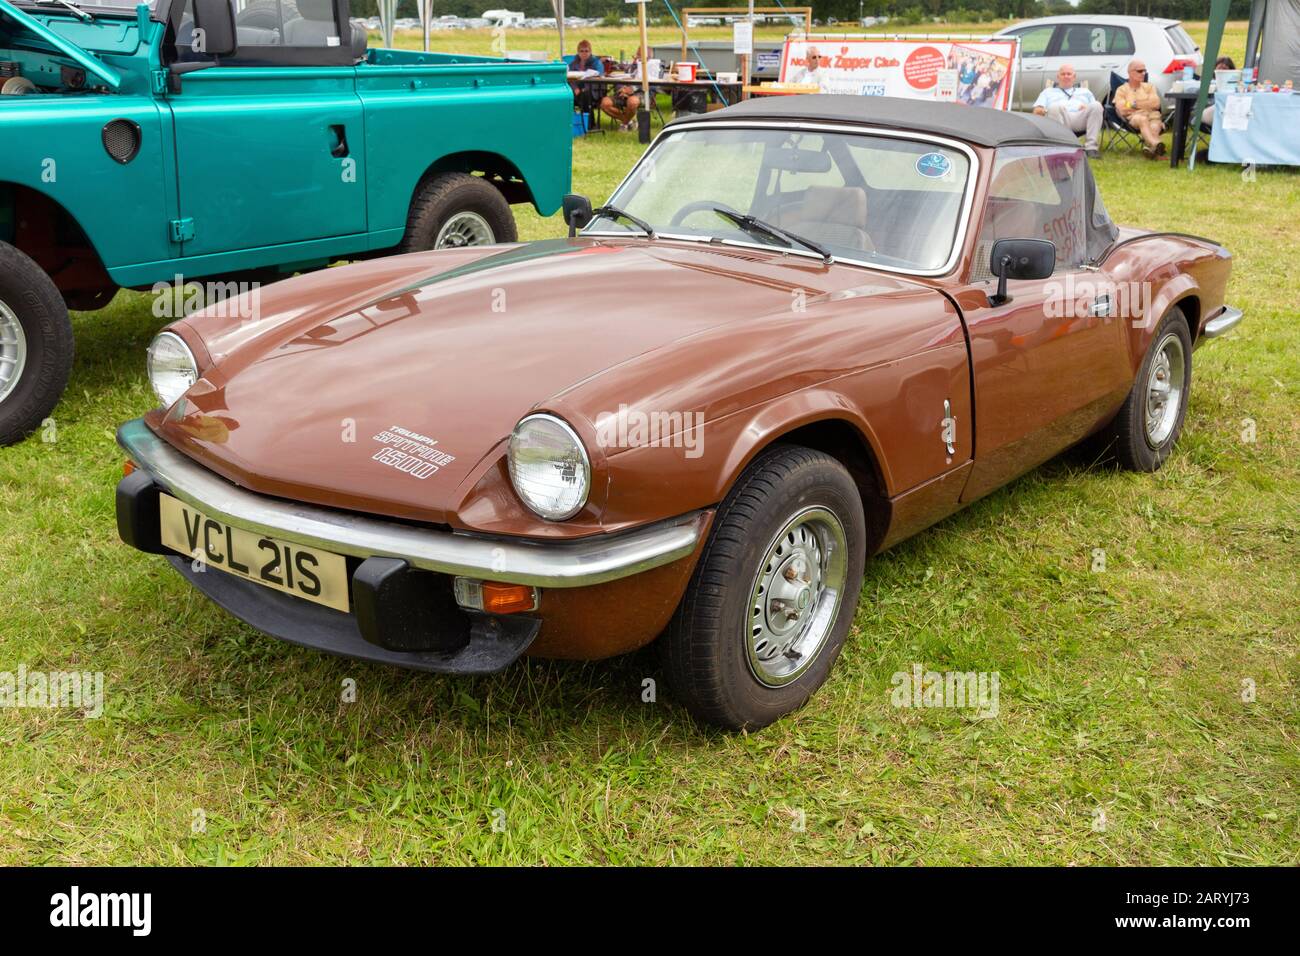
146,331,198,408
508,414,591,521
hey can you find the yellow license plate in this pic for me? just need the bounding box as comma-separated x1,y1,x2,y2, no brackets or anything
159,493,350,612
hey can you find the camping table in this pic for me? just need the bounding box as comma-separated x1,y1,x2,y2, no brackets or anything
1165,90,1204,168
1207,90,1300,166
571,76,744,132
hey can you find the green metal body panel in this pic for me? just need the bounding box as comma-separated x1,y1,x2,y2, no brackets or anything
0,2,572,289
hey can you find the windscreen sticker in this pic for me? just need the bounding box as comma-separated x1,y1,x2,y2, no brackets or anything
371,425,456,480
915,152,953,179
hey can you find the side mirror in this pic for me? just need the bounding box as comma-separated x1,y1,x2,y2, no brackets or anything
988,238,1056,305
192,0,238,59
563,194,593,237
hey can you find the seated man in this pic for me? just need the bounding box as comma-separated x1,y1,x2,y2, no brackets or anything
566,39,605,114
601,47,642,132
1114,59,1166,158
789,45,829,91
1033,64,1103,158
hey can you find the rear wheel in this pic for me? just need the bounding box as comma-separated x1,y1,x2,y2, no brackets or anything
0,242,73,446
1094,308,1192,472
397,172,516,253
662,445,867,731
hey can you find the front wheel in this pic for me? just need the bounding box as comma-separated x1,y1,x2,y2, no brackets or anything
397,172,517,253
0,242,74,446
1095,308,1193,472
662,445,867,731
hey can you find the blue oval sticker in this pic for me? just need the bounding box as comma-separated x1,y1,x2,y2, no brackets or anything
915,152,952,179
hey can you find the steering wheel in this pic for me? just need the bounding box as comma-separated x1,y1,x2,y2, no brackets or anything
668,200,744,230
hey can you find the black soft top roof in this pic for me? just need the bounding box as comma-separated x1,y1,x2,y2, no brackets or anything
668,94,1080,149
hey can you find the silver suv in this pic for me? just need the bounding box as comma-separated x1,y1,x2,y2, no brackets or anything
992,15,1203,110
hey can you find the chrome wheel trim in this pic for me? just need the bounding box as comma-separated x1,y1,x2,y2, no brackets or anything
0,297,28,405
434,211,494,249
746,505,849,688
1144,331,1186,448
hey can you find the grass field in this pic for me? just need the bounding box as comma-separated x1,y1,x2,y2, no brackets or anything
0,22,1295,866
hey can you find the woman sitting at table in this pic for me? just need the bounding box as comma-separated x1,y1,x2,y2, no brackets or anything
1202,57,1236,128
601,48,643,132
567,40,605,114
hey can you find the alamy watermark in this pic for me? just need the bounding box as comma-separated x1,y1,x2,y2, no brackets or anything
49,886,150,936
595,404,706,459
1040,274,1154,327
1044,274,1153,328
0,665,104,718
890,663,999,719
151,274,262,321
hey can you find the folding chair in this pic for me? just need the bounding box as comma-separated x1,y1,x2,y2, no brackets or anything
1102,72,1142,152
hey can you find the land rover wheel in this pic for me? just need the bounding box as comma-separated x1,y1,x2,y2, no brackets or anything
662,445,867,731
0,242,74,446
1095,308,1193,472
398,172,516,253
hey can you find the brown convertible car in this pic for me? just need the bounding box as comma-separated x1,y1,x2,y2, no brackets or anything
116,96,1241,730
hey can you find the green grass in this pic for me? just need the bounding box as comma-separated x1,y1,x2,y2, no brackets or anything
0,24,1296,866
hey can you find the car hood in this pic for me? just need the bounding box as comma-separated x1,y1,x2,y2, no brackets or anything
155,238,918,529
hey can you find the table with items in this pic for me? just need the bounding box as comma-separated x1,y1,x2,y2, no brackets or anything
569,74,744,133
1207,88,1300,166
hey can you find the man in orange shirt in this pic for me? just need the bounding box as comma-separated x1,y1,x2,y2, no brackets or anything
1114,59,1166,158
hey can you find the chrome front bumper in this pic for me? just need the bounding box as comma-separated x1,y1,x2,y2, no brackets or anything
1203,305,1244,338
116,418,708,589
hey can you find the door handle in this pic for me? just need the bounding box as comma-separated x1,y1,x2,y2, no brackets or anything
1090,294,1112,317
329,125,349,158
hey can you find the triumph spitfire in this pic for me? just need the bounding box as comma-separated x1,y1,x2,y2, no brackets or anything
116,96,1241,730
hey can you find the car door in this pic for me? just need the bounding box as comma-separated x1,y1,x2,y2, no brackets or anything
1053,22,1136,96
1001,23,1060,110
166,0,367,259
958,145,1133,502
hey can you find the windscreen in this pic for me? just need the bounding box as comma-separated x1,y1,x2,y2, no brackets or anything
591,125,973,273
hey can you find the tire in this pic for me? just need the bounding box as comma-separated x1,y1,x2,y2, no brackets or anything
1094,308,1193,472
397,172,516,253
0,242,74,446
662,445,867,731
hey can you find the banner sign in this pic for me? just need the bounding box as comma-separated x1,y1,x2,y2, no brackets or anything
779,36,1020,110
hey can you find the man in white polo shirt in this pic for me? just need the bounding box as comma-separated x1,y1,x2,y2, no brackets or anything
1032,64,1103,158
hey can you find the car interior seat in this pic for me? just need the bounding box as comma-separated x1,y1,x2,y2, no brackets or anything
775,186,873,253
284,0,339,46
350,19,368,61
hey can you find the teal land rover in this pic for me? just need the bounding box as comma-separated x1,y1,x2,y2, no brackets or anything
0,0,572,443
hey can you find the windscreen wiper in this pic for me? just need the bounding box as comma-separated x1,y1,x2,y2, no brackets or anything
592,205,657,240
711,207,832,264
34,0,94,22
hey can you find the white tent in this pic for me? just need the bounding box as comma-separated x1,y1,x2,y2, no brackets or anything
1256,0,1300,87
417,0,432,52
553,1,565,59
376,0,397,49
